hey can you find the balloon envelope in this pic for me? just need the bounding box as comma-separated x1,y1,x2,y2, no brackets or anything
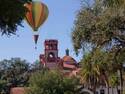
25,1,49,31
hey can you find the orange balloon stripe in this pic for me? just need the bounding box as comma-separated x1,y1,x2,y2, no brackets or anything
29,4,34,27
25,3,34,30
25,10,32,27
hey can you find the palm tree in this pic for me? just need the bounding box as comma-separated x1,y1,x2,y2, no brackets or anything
80,49,109,94
80,53,93,89
113,48,125,94
104,48,125,94
108,72,119,94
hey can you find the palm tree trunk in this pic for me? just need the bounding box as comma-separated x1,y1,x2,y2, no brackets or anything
112,87,114,94
105,74,109,94
112,87,113,94
119,69,123,94
105,80,109,94
107,85,110,94
116,86,119,94
93,84,96,94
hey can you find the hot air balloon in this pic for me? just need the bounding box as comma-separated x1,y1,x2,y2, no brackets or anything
25,1,49,49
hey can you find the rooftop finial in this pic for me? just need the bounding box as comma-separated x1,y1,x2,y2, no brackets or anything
66,48,69,56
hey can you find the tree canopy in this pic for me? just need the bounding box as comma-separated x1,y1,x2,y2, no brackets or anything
72,0,125,53
72,0,125,94
27,70,79,94
0,58,42,94
0,0,31,35
0,58,30,94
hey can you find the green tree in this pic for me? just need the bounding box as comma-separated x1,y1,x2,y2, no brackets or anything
72,0,125,51
0,0,31,35
108,73,119,94
72,0,125,94
0,58,30,94
101,0,125,8
80,49,109,94
27,70,79,94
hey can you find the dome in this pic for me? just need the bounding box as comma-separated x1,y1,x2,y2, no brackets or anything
62,56,77,65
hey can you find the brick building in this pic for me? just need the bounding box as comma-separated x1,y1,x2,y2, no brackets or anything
39,39,80,76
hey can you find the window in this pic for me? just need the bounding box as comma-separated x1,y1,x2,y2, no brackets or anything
47,52,55,62
100,89,105,94
118,90,120,94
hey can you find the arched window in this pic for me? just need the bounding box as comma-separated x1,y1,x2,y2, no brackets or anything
47,52,55,62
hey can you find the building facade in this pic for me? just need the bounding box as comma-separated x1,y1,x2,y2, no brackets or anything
39,39,80,76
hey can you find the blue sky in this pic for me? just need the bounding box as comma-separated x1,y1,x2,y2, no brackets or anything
0,0,82,63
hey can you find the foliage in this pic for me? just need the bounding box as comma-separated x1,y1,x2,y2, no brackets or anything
101,0,125,8
108,73,118,87
72,0,125,53
80,49,109,91
0,58,30,94
0,0,31,35
27,70,79,94
72,0,125,93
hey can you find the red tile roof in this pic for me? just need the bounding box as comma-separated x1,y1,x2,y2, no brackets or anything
10,87,28,94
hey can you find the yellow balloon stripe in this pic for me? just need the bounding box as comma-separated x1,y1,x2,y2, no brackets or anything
38,4,49,29
37,3,45,29
33,2,42,31
36,3,44,30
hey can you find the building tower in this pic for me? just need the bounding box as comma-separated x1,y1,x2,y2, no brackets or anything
40,40,60,69
44,40,58,63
